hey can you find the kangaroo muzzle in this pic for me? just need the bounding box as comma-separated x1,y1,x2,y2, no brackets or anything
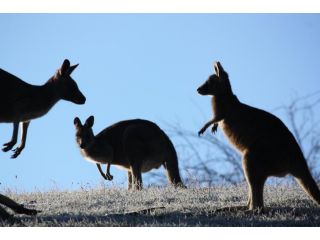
197,85,207,95
73,93,86,105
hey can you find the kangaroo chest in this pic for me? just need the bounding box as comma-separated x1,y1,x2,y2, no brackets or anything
220,119,257,153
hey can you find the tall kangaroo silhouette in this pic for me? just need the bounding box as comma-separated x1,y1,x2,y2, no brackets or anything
198,61,320,210
74,116,185,190
0,59,86,158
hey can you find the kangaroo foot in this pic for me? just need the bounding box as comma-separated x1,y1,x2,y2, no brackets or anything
2,141,16,152
14,205,40,216
173,182,187,189
11,147,24,158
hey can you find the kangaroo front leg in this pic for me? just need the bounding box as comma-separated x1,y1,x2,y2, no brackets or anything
11,121,30,158
198,120,214,136
96,164,110,181
105,163,113,181
2,122,19,152
198,119,219,136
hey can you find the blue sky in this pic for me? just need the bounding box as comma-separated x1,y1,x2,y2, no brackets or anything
0,14,320,191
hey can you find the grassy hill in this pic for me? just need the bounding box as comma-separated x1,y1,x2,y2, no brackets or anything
1,184,320,226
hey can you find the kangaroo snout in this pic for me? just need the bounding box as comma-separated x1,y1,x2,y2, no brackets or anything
197,85,208,95
197,87,202,94
73,94,86,105
78,95,86,104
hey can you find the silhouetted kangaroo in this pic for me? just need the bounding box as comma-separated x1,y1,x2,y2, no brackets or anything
0,193,39,220
0,59,86,158
74,116,185,190
198,61,320,210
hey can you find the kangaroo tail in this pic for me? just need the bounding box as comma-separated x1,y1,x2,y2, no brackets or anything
293,163,320,205
161,131,186,188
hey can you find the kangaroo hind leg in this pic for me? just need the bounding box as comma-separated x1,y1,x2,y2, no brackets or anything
130,163,143,190
2,122,19,152
0,194,39,217
243,151,266,211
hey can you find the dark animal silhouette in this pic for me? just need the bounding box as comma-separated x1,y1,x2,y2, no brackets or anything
0,59,86,158
0,193,39,220
74,116,185,190
198,61,320,210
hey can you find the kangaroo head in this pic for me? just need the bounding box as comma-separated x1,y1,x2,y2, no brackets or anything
53,59,86,104
197,61,232,96
74,116,95,149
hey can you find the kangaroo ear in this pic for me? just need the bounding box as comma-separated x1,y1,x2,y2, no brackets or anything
214,61,224,77
59,59,71,75
67,64,79,75
85,116,94,128
74,117,82,127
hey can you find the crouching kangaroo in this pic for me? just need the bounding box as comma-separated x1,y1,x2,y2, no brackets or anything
197,61,320,211
74,116,185,190
0,193,39,220
0,59,86,158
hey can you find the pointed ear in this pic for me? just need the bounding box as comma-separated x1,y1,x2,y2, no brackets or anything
59,59,71,75
67,64,79,75
214,61,225,77
85,116,94,128
74,117,82,127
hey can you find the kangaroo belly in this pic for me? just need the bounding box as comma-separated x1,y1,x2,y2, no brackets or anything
0,102,53,122
221,121,244,152
141,159,163,173
80,149,111,165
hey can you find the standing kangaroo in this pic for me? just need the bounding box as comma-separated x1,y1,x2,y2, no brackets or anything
74,116,185,190
197,61,320,210
0,59,86,158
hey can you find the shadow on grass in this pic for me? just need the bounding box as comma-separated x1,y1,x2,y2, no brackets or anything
7,205,320,227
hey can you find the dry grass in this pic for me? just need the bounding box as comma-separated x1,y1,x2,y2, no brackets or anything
1,184,320,226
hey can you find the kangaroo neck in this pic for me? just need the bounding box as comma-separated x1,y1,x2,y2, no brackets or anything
81,138,113,164
212,93,240,120
39,80,62,107
43,77,63,98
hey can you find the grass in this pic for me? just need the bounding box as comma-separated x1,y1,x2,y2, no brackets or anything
1,184,320,226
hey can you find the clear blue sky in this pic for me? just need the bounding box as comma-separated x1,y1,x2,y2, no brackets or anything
1,14,320,191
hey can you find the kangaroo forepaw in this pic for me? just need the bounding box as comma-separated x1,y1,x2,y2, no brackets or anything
11,147,23,158
198,128,206,136
105,174,113,181
211,124,218,134
2,141,16,152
